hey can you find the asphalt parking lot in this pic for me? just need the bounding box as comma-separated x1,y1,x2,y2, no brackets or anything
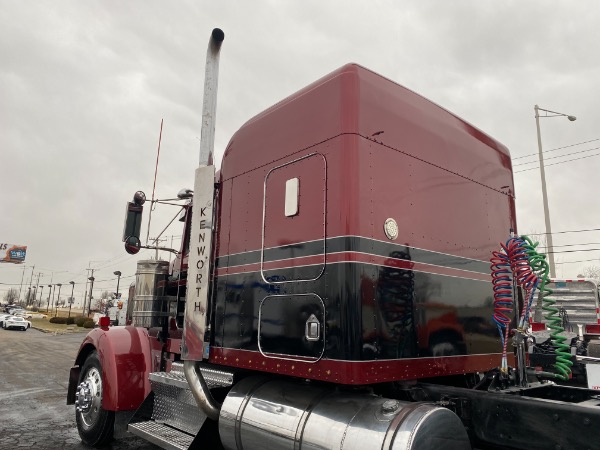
0,327,159,450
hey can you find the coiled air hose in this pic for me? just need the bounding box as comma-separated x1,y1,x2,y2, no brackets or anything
490,235,572,380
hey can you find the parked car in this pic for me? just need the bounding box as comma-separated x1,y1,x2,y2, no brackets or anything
13,311,32,319
3,316,31,331
29,313,47,319
0,314,12,327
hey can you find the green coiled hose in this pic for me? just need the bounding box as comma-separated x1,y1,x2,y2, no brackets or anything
520,236,573,380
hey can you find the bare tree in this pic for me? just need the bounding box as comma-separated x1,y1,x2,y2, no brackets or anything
3,288,19,304
94,291,113,312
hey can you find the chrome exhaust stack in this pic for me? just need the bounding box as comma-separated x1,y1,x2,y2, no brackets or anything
183,27,225,419
199,27,225,166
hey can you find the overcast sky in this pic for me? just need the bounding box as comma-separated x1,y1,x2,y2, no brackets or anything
2,1,600,304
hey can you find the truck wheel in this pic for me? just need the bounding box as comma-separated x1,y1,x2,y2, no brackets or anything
75,351,114,447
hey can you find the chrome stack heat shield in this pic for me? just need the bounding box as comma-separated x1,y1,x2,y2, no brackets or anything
130,260,170,328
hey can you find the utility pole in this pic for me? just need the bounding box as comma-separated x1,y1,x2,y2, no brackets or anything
86,269,95,317
69,281,75,318
83,264,92,315
18,265,26,304
150,236,167,259
27,266,35,306
34,273,41,307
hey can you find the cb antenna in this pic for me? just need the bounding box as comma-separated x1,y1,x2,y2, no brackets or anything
146,118,164,246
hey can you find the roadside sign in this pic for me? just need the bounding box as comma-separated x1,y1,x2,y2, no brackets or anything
0,243,27,264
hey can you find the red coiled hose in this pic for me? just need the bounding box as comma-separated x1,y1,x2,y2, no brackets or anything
490,237,540,370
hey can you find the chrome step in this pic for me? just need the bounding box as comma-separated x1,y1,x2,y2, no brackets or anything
145,361,234,438
149,361,234,389
128,420,194,450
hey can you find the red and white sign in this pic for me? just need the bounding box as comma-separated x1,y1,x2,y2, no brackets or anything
0,243,27,264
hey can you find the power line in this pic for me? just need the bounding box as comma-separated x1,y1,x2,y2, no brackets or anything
514,151,600,173
556,258,600,265
513,145,600,167
527,227,600,236
547,248,600,254
548,242,600,248
513,138,600,160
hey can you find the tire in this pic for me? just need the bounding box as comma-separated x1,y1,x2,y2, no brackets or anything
75,351,115,447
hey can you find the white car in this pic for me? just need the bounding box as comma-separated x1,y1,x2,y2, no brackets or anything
13,311,33,319
3,316,31,331
29,313,47,319
0,314,12,327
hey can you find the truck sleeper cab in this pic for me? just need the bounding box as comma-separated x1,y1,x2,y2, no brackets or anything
209,63,515,384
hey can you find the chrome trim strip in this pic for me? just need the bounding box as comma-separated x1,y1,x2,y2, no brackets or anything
218,235,490,274
223,258,491,283
215,347,505,362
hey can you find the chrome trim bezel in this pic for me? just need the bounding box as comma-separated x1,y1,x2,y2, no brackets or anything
260,152,327,284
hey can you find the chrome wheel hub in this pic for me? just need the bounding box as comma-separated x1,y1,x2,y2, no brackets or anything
75,367,102,428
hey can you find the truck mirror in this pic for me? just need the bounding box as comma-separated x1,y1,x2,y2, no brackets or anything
123,202,143,242
124,236,141,255
133,191,146,206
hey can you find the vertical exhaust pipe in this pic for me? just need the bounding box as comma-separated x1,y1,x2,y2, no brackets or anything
184,360,221,421
184,28,224,421
199,28,225,166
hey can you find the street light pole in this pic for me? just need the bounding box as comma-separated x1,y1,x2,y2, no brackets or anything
114,271,122,299
51,284,57,313
534,105,577,279
69,281,75,318
47,285,52,312
38,285,44,309
55,283,62,317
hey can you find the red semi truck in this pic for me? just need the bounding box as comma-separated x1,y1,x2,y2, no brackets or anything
67,29,600,450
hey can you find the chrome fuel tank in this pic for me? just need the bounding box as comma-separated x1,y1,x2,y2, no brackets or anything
219,376,470,450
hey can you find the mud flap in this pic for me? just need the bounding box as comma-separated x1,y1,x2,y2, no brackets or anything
66,366,81,405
